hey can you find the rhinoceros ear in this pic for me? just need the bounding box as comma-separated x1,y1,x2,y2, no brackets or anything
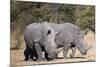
56,31,62,36
46,29,51,35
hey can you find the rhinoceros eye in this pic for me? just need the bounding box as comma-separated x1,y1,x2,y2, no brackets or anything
46,29,51,35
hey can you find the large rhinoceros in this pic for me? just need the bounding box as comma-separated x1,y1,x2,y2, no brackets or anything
24,22,61,61
49,23,91,58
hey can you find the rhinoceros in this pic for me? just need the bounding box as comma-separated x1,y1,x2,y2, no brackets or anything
49,23,91,58
24,22,61,61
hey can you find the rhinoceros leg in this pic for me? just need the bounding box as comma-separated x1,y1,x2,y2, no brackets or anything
30,45,38,61
70,47,76,58
70,43,76,58
63,42,71,59
44,51,49,61
24,45,31,61
34,42,43,61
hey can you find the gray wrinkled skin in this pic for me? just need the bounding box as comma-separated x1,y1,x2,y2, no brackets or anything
24,22,57,61
49,23,89,58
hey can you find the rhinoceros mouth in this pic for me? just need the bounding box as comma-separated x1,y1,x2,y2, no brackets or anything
82,45,92,55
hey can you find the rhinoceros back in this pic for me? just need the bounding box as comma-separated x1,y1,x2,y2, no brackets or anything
24,23,43,49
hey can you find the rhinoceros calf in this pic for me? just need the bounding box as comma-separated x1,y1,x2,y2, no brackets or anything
24,22,61,61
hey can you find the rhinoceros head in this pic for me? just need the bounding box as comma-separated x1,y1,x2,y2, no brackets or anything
76,38,92,55
43,22,62,59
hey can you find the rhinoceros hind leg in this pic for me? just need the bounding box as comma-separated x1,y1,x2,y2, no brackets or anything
30,45,38,61
34,42,43,61
24,46,30,61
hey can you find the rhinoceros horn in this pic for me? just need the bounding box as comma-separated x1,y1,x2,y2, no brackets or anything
55,48,63,54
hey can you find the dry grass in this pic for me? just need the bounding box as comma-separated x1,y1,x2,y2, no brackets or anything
10,31,95,66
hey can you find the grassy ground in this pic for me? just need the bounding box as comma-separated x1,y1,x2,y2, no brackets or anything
10,31,95,66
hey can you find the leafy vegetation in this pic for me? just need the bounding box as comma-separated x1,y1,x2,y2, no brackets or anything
10,1,95,49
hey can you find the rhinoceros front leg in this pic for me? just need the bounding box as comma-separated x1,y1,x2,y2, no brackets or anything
70,47,76,58
30,47,38,61
34,42,43,61
63,42,71,59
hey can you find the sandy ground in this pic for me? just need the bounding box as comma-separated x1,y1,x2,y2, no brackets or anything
10,31,95,66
